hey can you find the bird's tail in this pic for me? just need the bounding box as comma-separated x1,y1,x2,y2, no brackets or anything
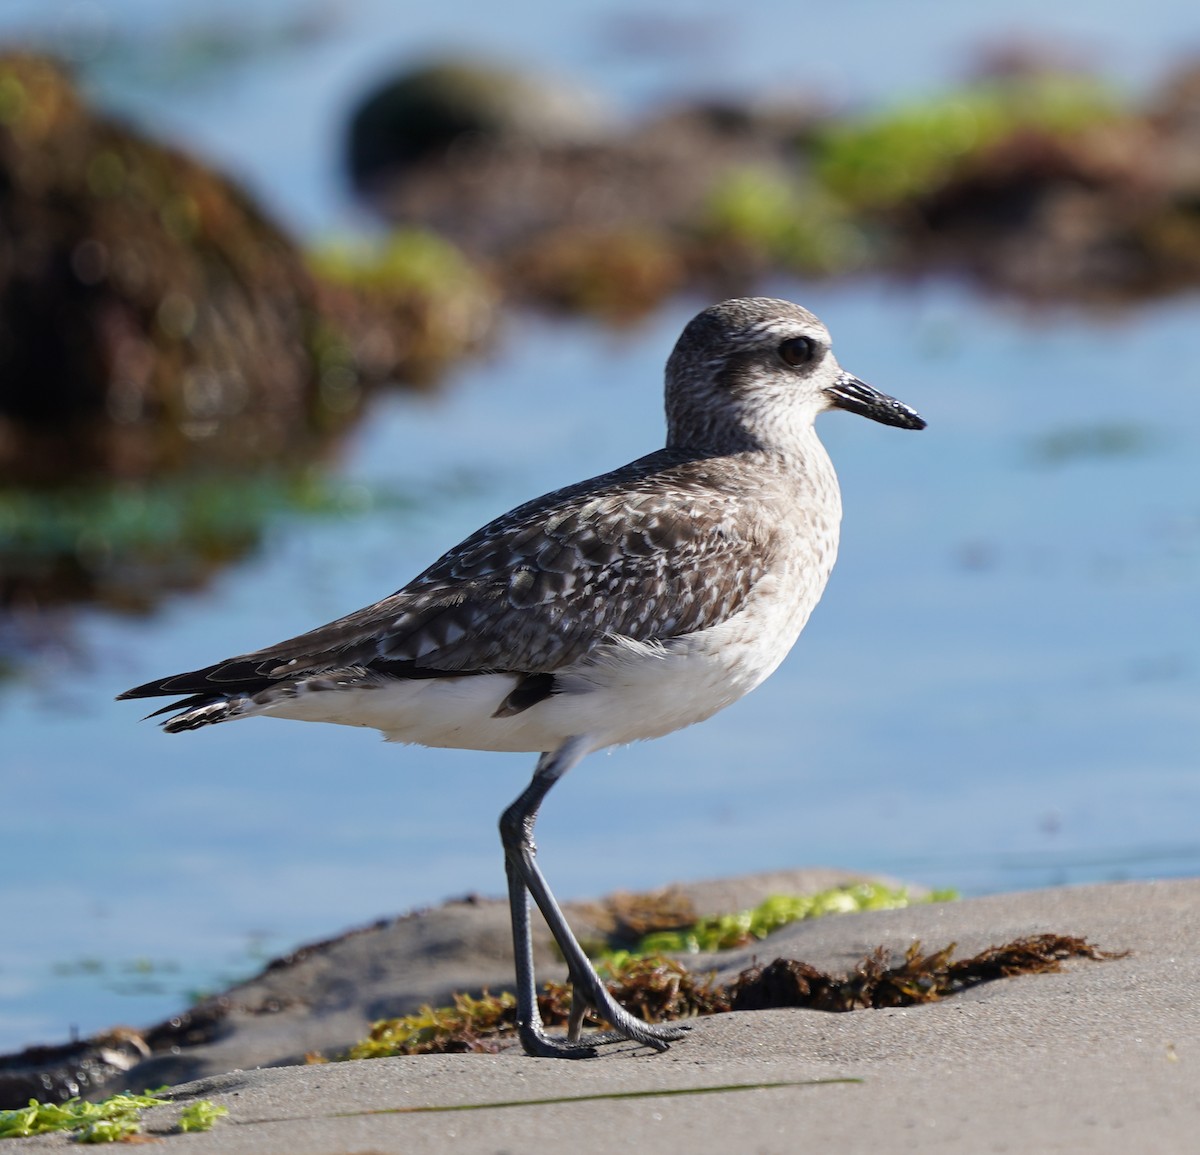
155,696,249,733
119,684,257,733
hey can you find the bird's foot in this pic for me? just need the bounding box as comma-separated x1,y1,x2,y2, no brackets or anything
516,1022,599,1059
566,985,692,1051
578,1021,692,1048
518,1006,690,1058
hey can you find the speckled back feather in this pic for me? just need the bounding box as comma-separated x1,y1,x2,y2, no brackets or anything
120,451,788,703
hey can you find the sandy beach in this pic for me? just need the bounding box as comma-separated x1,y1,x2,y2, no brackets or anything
7,874,1197,1153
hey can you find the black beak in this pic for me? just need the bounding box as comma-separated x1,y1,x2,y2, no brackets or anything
826,372,926,430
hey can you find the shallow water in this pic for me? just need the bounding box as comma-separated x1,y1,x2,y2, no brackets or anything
2,0,1200,1055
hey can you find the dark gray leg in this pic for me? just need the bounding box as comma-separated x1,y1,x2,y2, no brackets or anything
499,739,690,1058
504,847,597,1057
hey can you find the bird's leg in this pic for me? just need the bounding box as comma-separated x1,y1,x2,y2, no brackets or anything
500,739,690,1057
517,826,689,1049
501,746,597,1058
504,844,596,1058
567,984,591,1042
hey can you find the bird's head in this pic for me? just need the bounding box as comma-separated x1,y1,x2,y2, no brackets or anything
665,297,925,454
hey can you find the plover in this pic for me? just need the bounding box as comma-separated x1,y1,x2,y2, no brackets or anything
119,297,925,1058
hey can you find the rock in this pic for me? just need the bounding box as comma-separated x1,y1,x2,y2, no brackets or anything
347,54,1200,309
348,57,612,191
347,61,790,239
0,54,498,635
346,60,824,314
0,53,497,486
0,53,347,483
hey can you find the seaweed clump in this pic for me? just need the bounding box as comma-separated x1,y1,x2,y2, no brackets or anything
727,934,1126,1012
342,934,1122,1059
343,955,730,1059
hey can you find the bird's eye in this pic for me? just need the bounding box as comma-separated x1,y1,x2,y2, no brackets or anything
778,336,816,367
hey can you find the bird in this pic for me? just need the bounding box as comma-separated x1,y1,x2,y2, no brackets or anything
119,297,926,1058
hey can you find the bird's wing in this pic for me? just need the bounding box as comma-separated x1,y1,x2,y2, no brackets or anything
119,454,778,700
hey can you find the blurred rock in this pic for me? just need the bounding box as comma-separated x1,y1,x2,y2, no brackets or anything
349,57,612,189
907,111,1200,301
346,58,824,313
0,54,334,482
347,53,1200,310
1147,62,1200,205
0,53,498,641
0,53,495,486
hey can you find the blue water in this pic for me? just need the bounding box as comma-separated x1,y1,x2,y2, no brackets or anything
2,1,1199,1054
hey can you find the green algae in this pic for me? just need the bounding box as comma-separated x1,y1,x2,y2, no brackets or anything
699,74,1120,274
812,75,1119,209
309,228,483,297
702,170,868,274
307,228,497,381
0,1092,228,1142
620,883,958,957
0,1092,167,1142
176,1099,229,1133
344,990,520,1060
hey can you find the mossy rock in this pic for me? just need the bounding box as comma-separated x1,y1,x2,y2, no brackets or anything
0,53,347,481
0,53,496,486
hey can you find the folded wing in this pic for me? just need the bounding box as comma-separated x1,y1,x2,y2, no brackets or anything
119,454,777,710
